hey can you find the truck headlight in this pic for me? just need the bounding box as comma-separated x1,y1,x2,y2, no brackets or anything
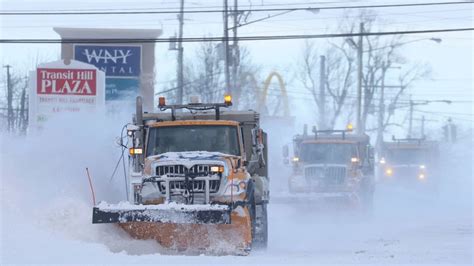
210,166,225,173
385,168,393,176
418,173,426,180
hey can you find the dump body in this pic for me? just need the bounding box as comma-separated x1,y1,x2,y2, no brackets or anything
92,97,269,254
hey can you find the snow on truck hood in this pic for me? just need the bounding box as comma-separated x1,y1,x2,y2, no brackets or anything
149,151,236,162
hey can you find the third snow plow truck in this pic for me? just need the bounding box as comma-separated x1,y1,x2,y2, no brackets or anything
92,96,269,255
378,137,439,190
283,125,375,210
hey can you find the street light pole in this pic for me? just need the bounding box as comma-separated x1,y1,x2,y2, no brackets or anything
376,61,387,153
356,22,364,134
408,99,414,138
421,116,425,137
319,55,326,129
407,99,451,138
232,0,239,102
223,0,231,96
176,0,185,105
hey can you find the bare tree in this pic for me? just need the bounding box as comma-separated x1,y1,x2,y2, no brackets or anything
299,40,356,130
1,71,29,134
299,10,431,140
183,41,261,110
185,41,224,103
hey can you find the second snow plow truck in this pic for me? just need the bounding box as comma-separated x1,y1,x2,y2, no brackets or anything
283,125,375,209
92,96,269,255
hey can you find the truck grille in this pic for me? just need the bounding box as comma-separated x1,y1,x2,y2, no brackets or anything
305,166,347,185
157,179,220,194
155,164,221,194
156,164,215,176
392,166,419,178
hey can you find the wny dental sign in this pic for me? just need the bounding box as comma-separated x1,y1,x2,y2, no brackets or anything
29,60,105,130
74,45,141,77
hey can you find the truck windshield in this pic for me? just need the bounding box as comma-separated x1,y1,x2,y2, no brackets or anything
387,148,427,164
300,143,356,164
147,125,240,156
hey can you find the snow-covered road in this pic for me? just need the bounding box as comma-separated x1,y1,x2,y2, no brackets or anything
1,117,472,265
2,182,471,265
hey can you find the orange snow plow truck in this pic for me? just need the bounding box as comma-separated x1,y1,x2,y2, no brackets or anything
92,96,269,255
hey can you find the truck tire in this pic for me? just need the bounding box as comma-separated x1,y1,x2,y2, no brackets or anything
253,203,268,249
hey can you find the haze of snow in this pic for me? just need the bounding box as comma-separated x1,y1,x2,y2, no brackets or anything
1,110,472,265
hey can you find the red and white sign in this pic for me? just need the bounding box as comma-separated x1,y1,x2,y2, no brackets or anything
37,68,97,96
29,60,105,130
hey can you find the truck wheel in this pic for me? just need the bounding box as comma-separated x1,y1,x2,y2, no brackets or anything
253,203,268,249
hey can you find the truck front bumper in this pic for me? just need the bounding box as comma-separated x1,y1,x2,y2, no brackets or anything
92,202,231,224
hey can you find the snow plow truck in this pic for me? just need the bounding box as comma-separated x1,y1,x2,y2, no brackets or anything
378,137,439,189
282,125,375,209
92,96,269,255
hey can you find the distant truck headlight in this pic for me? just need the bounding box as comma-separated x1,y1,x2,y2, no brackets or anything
385,168,393,176
418,173,426,180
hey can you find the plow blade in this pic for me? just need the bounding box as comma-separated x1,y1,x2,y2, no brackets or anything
92,203,231,224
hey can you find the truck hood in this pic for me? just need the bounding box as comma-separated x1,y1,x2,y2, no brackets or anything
153,151,236,161
143,151,239,175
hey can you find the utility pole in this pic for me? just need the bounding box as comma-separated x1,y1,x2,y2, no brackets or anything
356,22,364,134
319,55,326,129
4,65,13,132
176,0,185,104
223,0,231,95
232,0,239,102
421,116,425,138
408,98,414,138
376,61,387,153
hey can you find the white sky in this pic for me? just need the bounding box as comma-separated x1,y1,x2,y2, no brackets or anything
0,0,473,137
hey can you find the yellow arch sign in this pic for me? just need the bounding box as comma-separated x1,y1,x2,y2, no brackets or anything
261,71,290,117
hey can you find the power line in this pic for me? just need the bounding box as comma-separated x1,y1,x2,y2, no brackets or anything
1,27,473,44
0,1,355,12
415,109,474,117
0,1,472,15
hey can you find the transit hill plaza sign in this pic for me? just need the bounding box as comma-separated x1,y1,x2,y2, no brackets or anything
54,28,162,111
29,60,105,129
37,68,97,96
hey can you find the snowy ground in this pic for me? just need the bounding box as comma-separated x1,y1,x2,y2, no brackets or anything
1,184,471,265
1,116,472,265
